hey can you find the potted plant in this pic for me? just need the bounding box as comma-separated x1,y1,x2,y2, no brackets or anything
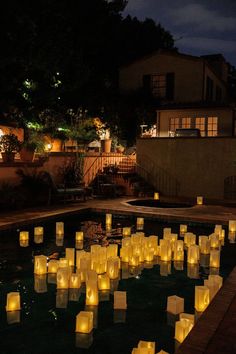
20,132,45,162
0,134,21,162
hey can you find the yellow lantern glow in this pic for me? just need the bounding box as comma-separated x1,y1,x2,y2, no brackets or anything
136,217,144,230
34,274,47,293
56,221,64,236
160,260,171,276
19,231,29,247
34,226,44,244
210,250,220,268
167,295,184,315
187,263,199,279
197,196,203,205
199,236,210,254
209,233,220,248
107,244,118,258
75,311,93,333
123,227,131,237
180,224,187,235
75,241,84,250
138,340,155,354
59,258,69,268
120,246,132,263
66,248,75,267
6,292,21,311
114,291,127,309
56,234,64,246
86,280,99,306
179,313,195,326
229,219,236,232
184,233,196,247
194,286,210,312
187,245,199,264
106,213,112,226
7,311,20,324
175,318,193,343
34,255,47,275
98,274,110,290
129,255,139,267
163,228,171,237
57,267,70,289
160,240,171,261
122,238,131,247
86,270,98,283
107,257,119,279
75,231,84,242
154,192,159,200
173,240,184,261
69,273,81,289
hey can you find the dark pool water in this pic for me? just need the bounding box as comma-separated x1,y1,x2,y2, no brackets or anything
0,213,235,354
127,200,193,208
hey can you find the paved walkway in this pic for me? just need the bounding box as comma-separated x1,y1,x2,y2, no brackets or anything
0,197,236,353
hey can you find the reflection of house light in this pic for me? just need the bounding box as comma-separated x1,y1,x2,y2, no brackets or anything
0,129,3,137
169,131,175,137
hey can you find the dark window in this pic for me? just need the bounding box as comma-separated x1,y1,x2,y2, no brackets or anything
216,86,222,102
206,76,213,101
142,75,151,95
166,72,175,100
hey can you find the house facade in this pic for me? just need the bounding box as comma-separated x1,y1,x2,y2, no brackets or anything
120,50,236,200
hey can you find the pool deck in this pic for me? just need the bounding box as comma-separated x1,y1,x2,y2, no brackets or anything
0,197,236,353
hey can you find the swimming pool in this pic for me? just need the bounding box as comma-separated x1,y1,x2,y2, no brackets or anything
0,213,235,354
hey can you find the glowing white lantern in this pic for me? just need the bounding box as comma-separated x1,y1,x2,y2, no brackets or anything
6,292,21,311
86,280,99,306
180,224,187,235
19,231,29,247
120,246,132,263
56,221,64,236
179,313,195,326
199,236,210,254
167,295,184,315
160,240,171,261
114,291,127,309
184,233,196,247
187,245,199,264
173,240,184,261
208,274,223,289
197,196,203,205
123,227,131,237
75,231,84,242
34,226,44,243
209,233,220,248
66,248,75,267
229,220,236,232
75,311,93,333
86,270,98,283
69,273,81,289
129,255,139,267
34,255,47,275
175,318,193,343
210,250,220,268
80,257,91,282
138,341,155,354
144,248,154,262
34,274,47,293
136,217,144,230
228,231,236,243
154,192,159,200
98,274,110,290
57,267,70,289
75,241,83,250
163,228,171,237
59,258,69,268
195,286,210,312
106,213,112,226
107,244,118,258
107,257,119,279
122,238,131,247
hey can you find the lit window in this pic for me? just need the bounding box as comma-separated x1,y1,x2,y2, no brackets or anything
195,117,206,136
169,118,180,135
182,118,191,128
151,75,166,98
207,117,218,136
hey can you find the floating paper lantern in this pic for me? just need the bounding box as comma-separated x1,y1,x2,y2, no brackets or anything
228,231,236,243
56,234,64,246
163,228,171,237
209,234,220,248
173,240,184,261
19,231,29,247
199,236,210,254
75,311,93,333
57,267,70,289
144,248,154,262
123,227,131,237
114,291,127,309
34,255,47,275
122,238,131,247
98,274,110,290
210,250,220,268
180,224,187,235
197,196,203,205
107,244,118,258
80,258,91,283
184,233,196,247
187,245,199,264
69,288,80,302
86,280,99,306
59,258,69,268
106,213,112,226
175,318,193,343
167,295,184,315
66,248,75,267
120,246,132,263
90,244,101,254
34,274,47,293
86,270,98,283
208,274,223,289
107,257,119,279
6,292,21,311
136,217,144,230
229,219,236,232
75,231,84,242
56,221,64,236
160,240,171,261
195,286,210,312
69,273,81,289
179,313,195,326
154,192,159,200
34,226,44,244
75,241,83,250
129,255,139,267
138,341,155,354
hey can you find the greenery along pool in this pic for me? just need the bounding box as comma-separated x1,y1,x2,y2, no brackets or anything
0,213,235,354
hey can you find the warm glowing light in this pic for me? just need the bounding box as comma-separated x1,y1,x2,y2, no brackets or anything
48,260,59,273
167,295,184,315
34,255,47,275
114,291,127,309
195,286,210,312
6,292,21,311
197,196,203,205
123,227,131,237
19,231,29,247
175,318,193,343
56,222,64,236
98,274,110,290
86,280,99,306
154,192,159,200
75,231,84,242
75,311,93,333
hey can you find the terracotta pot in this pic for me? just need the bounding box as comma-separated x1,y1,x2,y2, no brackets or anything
101,139,112,153
20,148,35,162
1,152,16,163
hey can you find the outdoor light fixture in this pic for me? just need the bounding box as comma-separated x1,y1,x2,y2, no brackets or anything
57,268,70,289
138,341,155,354
107,257,119,279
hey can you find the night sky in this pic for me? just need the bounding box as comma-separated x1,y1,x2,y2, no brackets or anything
123,0,236,66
